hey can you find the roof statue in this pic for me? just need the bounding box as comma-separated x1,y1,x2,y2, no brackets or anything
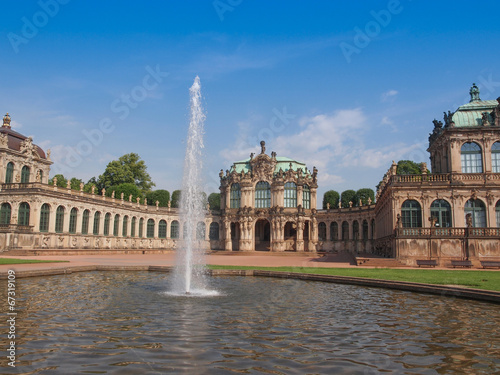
3,113,11,128
260,140,266,154
469,83,480,102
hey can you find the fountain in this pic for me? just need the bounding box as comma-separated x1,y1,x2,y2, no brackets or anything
170,76,216,296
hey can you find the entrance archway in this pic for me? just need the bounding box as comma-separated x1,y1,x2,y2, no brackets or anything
231,222,240,251
284,221,297,251
255,219,270,251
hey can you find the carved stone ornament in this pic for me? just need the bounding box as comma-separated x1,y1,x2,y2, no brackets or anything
249,153,277,180
0,133,8,148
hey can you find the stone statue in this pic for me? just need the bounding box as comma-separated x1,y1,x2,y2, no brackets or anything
136,197,140,204
326,202,330,210
168,200,171,208
367,197,372,205
469,83,480,102
121,192,124,200
482,112,490,126
102,188,106,196
219,169,224,178
260,140,266,154
250,152,254,160
129,194,133,202
66,180,71,189
47,149,51,160
53,177,57,186
466,213,473,228
36,170,41,183
80,182,84,192
396,213,402,228
0,133,8,147
359,199,362,206
91,185,96,194
420,162,427,174
156,200,159,207
349,201,353,208
111,191,115,198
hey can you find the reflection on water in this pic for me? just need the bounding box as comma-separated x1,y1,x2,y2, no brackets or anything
1,271,499,374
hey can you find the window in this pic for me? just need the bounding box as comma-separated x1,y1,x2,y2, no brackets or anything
255,181,271,208
465,199,486,227
430,199,452,228
5,162,13,183
461,142,483,173
147,219,155,238
122,216,128,237
93,212,100,235
18,203,30,226
341,221,349,240
353,221,359,240
55,206,64,233
139,218,144,238
230,183,241,209
303,185,311,209
159,220,167,238
113,215,119,236
69,208,78,234
209,222,219,240
0,203,11,225
103,213,111,236
131,217,136,237
496,201,500,228
318,222,326,241
197,222,206,240
39,204,50,232
21,166,30,183
284,182,297,208
170,220,179,239
362,220,368,240
82,209,90,235
492,142,500,173
401,200,422,228
330,222,338,240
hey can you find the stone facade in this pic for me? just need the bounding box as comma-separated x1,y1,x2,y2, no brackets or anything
0,85,499,265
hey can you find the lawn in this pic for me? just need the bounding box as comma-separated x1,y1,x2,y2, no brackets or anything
208,265,500,292
0,258,68,265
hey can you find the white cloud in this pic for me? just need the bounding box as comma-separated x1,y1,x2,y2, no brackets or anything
381,89,398,102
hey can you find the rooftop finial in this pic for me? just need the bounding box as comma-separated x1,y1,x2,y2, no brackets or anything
260,140,266,154
469,83,480,102
2,113,11,128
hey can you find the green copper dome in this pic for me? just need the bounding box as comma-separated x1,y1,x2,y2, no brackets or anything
451,83,498,127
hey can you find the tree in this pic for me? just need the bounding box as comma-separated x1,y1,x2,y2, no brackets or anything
323,190,340,209
98,153,155,194
107,183,143,201
397,160,424,175
49,174,67,187
171,190,181,208
70,177,83,190
146,190,170,207
208,193,221,210
356,188,375,205
341,189,357,208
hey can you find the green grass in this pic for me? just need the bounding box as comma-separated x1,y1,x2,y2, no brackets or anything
0,258,68,265
208,265,500,292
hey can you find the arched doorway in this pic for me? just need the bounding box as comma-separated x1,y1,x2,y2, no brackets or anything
284,221,297,251
231,222,240,251
255,219,270,251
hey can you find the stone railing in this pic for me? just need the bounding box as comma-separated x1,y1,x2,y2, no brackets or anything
396,227,500,239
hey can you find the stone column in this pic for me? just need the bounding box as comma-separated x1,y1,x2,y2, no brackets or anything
224,220,232,251
296,219,304,252
297,185,303,208
48,205,57,233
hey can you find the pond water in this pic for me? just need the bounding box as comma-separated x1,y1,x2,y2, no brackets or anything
2,271,499,374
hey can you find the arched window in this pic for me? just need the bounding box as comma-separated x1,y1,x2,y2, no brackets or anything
18,202,30,226
465,199,486,227
147,219,155,238
330,222,338,240
5,162,14,183
230,183,241,209
492,142,500,173
197,222,206,240
401,200,422,228
122,216,128,237
461,142,483,173
255,181,271,208
362,220,368,240
55,206,64,233
318,222,326,241
139,218,144,238
303,185,311,209
341,221,349,240
93,212,100,235
103,213,111,236
496,200,500,228
39,204,50,232
158,220,167,238
21,166,30,183
170,220,179,239
113,214,119,236
69,208,78,234
81,209,90,235
209,222,219,240
131,217,136,237
353,220,359,240
284,182,297,208
430,199,452,228
0,203,11,225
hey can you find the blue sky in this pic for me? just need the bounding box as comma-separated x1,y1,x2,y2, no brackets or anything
1,1,500,203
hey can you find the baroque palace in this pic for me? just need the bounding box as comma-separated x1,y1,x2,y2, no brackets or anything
0,84,499,266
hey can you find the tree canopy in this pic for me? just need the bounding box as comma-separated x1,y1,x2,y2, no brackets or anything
323,190,340,209
107,183,143,201
356,188,375,205
341,189,357,208
171,190,181,208
146,190,170,207
397,160,426,175
208,193,221,210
